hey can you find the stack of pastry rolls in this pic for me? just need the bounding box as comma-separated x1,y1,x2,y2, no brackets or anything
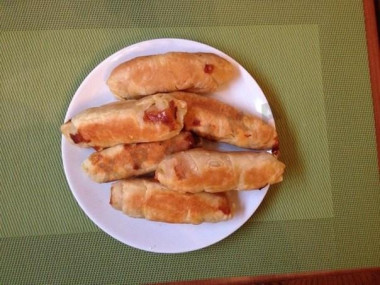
61,52,285,224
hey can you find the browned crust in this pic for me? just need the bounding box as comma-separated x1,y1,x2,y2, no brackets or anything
82,132,197,183
110,179,232,224
170,92,278,149
155,148,285,193
107,52,237,99
60,94,187,148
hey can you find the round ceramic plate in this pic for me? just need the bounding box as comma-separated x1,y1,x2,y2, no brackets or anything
61,38,274,253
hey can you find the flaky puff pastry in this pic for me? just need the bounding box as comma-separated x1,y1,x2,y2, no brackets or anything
110,179,232,224
107,52,237,99
82,132,197,183
170,92,278,149
61,94,187,148
156,148,285,193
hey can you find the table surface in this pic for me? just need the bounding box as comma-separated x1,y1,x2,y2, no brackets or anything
163,268,380,285
1,1,379,284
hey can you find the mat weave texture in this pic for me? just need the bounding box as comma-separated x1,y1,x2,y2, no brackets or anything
1,1,379,284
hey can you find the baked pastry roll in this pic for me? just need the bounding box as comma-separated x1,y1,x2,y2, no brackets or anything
82,132,197,183
107,52,237,99
171,92,278,150
110,179,232,224
156,149,285,193
61,94,187,148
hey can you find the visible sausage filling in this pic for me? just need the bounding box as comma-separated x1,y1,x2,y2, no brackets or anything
272,137,280,157
204,64,214,73
214,194,231,215
143,100,178,130
218,203,231,215
174,164,186,180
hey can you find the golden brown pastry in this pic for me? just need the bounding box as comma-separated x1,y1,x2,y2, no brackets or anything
155,148,285,193
171,92,278,149
107,52,237,99
110,179,232,224
82,132,197,183
61,94,187,148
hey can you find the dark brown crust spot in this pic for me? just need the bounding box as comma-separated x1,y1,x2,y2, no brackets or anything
204,64,214,73
172,101,178,120
192,119,201,126
70,132,90,144
184,132,196,148
258,184,268,190
152,176,159,182
191,133,201,147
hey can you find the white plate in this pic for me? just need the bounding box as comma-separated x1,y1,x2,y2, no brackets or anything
61,38,274,253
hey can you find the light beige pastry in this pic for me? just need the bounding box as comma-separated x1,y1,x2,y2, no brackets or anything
107,52,237,99
61,94,187,148
171,92,278,150
110,179,232,224
82,132,197,183
155,148,285,193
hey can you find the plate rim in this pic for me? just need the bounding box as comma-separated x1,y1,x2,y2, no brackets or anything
61,38,272,253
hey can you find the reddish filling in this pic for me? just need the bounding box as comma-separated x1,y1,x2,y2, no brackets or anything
204,64,214,73
70,132,90,144
174,164,186,180
217,199,231,215
192,119,201,126
143,100,178,130
272,137,280,157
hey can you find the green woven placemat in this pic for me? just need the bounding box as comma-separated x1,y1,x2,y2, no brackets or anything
1,1,379,284
1,25,332,238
